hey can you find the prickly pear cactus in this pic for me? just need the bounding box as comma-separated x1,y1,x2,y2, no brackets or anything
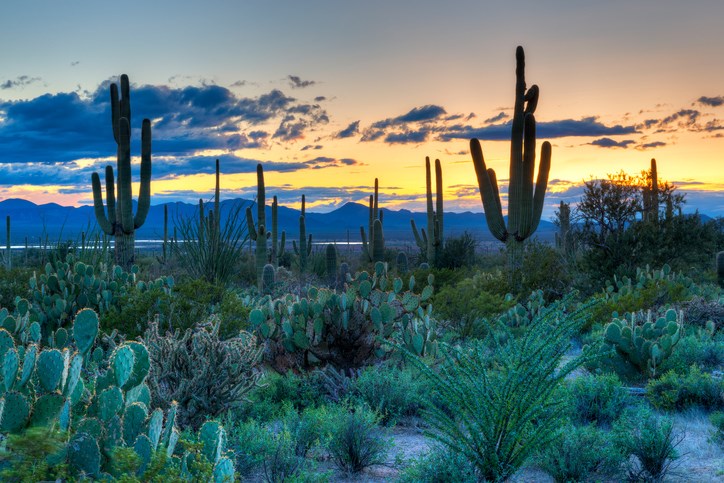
603,308,683,377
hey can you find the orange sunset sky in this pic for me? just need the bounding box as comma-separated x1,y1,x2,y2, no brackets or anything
0,0,722,219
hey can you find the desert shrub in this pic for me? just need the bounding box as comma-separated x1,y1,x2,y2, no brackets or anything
613,405,683,482
537,424,623,482
520,238,571,302
398,443,477,483
711,411,724,445
100,284,174,338
565,373,630,427
0,426,70,482
647,366,724,411
433,273,512,339
404,296,598,482
437,231,477,270
682,296,724,332
351,363,425,425
658,332,724,374
143,316,263,429
0,267,31,307
282,405,333,458
262,428,307,483
325,405,390,474
223,419,273,477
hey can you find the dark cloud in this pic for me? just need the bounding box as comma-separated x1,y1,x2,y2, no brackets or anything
696,96,724,107
70,61,80,67
288,75,316,89
0,75,42,90
371,104,446,129
0,80,330,164
484,112,509,124
639,108,724,134
638,141,666,149
314,96,327,102
300,144,323,151
589,137,636,148
438,117,639,141
384,130,429,144
336,120,360,139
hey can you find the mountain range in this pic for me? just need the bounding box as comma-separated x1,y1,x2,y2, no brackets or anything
0,198,559,246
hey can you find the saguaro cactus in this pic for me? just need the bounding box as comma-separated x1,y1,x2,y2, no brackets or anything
91,75,152,270
411,157,443,267
469,46,551,289
292,195,313,273
554,201,573,256
361,178,385,263
271,196,286,267
4,215,10,270
717,251,724,288
246,164,270,289
642,158,659,223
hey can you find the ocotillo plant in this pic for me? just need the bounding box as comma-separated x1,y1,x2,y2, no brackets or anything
91,75,152,270
292,195,313,273
642,158,660,223
470,46,551,290
271,195,286,267
411,157,443,267
246,164,270,290
361,178,385,262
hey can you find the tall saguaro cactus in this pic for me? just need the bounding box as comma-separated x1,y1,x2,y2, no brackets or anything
470,46,551,289
361,178,385,263
292,195,313,273
271,196,286,267
91,75,152,270
411,157,444,267
246,164,270,290
642,158,659,223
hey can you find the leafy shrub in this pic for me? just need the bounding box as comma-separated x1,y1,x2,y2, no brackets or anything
262,428,307,483
351,363,425,425
282,405,332,458
537,424,623,482
711,411,724,446
647,366,724,411
433,273,512,339
0,267,31,307
437,232,477,270
325,405,390,474
521,238,571,302
658,332,724,374
143,316,263,429
0,426,70,482
613,405,683,482
398,443,477,483
223,419,273,477
404,296,597,482
565,373,630,426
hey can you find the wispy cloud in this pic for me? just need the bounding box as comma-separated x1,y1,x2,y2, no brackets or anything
0,75,42,90
336,120,360,139
589,137,636,148
696,95,724,107
288,75,316,89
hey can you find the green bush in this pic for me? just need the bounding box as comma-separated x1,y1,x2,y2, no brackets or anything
325,405,390,474
351,363,425,425
262,428,307,483
404,296,598,482
398,443,477,483
437,232,477,270
537,424,623,483
613,405,683,482
565,373,630,427
658,332,724,374
0,426,70,482
647,366,724,411
520,238,571,302
240,371,327,422
0,267,31,307
223,418,273,477
711,411,724,446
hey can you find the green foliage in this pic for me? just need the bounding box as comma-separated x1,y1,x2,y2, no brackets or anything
398,443,477,483
646,366,724,411
537,423,624,483
143,316,263,429
262,427,307,483
710,411,724,446
0,426,70,482
613,405,683,482
657,331,724,375
325,404,390,474
565,373,630,427
437,232,476,270
351,363,425,425
0,268,31,308
403,296,598,482
520,238,571,301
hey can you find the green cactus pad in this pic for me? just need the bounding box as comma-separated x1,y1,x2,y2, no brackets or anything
111,344,135,388
0,392,30,432
99,386,124,421
3,347,18,391
59,398,71,431
103,415,123,452
134,433,153,474
30,393,64,427
65,353,83,398
54,327,68,348
213,456,236,483
68,432,101,477
0,328,15,363
148,408,163,450
73,308,99,355
124,341,150,389
123,402,148,445
36,349,64,392
199,420,225,463
125,382,151,408
19,344,36,387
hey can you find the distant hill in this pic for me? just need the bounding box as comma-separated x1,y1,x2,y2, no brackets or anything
0,197,559,245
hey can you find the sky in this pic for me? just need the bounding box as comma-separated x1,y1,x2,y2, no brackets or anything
0,0,723,219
